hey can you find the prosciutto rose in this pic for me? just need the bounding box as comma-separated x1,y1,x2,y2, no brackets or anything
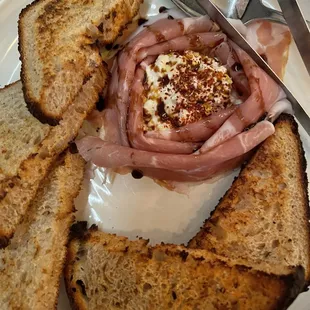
77,16,292,182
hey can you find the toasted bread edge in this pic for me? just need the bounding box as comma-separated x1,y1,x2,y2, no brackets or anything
64,226,306,310
188,114,310,287
18,0,142,125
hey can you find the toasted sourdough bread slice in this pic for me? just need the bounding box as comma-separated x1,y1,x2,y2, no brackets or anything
19,0,142,124
189,114,310,283
0,73,106,247
0,82,50,184
65,225,304,310
0,152,84,310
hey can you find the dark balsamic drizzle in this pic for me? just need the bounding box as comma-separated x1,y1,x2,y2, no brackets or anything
233,62,243,72
138,18,148,26
168,15,175,20
96,97,105,111
159,6,169,13
132,170,144,179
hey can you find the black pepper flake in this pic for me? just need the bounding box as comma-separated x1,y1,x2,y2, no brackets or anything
159,6,169,13
138,18,148,26
160,75,170,87
132,170,144,179
113,44,120,50
168,15,174,20
157,99,169,122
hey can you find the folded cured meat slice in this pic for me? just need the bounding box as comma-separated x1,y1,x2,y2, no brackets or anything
127,67,202,154
127,32,229,154
197,41,287,154
111,16,219,146
77,121,275,182
77,16,293,183
144,107,237,143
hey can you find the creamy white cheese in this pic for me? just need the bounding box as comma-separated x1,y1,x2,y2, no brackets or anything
143,51,233,131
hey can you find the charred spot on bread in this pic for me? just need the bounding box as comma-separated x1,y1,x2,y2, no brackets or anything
70,222,88,240
25,97,60,126
105,43,113,50
76,279,87,296
172,291,177,300
0,236,9,249
179,250,189,262
69,142,79,154
0,189,7,200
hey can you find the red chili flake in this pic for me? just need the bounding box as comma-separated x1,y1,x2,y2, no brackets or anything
143,51,234,129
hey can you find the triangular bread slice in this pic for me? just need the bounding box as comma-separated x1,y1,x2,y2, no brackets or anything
64,225,304,310
0,74,106,247
19,0,142,124
0,152,84,309
189,114,310,284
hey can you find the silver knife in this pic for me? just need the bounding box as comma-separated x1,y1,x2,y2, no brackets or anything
196,0,310,136
278,0,310,75
171,0,250,19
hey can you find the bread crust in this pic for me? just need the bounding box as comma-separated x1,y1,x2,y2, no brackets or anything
0,152,85,309
188,114,310,286
18,0,143,124
0,65,108,246
65,226,306,310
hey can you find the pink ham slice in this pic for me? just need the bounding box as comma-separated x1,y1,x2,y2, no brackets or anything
78,16,292,183
116,16,219,146
128,67,202,154
127,32,230,154
144,107,237,143
136,32,226,62
197,41,286,154
77,121,275,181
211,41,250,99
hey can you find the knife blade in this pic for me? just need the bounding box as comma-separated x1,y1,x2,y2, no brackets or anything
171,0,204,17
171,0,250,19
277,0,310,75
235,0,250,19
196,0,310,136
